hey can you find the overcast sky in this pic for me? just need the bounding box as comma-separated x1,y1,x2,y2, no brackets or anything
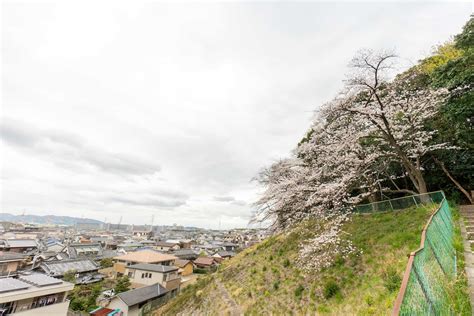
1,1,471,229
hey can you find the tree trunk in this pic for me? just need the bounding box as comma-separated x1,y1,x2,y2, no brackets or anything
433,156,473,204
414,171,428,194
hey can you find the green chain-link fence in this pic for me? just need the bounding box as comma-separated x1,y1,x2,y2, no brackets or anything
392,194,457,315
354,191,445,213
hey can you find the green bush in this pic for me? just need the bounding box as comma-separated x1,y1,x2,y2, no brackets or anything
99,258,113,268
294,285,305,298
283,259,290,267
273,281,280,291
323,280,340,299
114,276,131,294
63,270,77,283
383,267,402,292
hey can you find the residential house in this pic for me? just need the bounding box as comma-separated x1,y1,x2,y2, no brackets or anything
178,239,193,249
39,259,101,281
107,283,170,316
44,241,64,253
212,251,235,260
220,242,238,252
0,239,38,253
193,257,217,270
154,241,180,252
117,242,143,252
0,274,74,315
113,250,177,278
173,249,198,260
0,252,26,276
174,259,193,276
66,243,103,259
131,229,153,239
125,263,180,293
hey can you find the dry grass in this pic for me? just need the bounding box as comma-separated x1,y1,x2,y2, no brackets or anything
161,204,468,315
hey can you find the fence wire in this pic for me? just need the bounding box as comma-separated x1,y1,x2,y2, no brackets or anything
354,191,445,213
392,194,456,315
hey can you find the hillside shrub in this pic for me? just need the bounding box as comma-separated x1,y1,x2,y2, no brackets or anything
273,280,280,291
323,280,340,299
294,285,305,298
383,267,402,292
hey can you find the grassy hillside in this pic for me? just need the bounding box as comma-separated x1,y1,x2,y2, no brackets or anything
161,204,470,315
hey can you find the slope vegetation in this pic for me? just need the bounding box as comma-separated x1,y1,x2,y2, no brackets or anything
162,204,468,315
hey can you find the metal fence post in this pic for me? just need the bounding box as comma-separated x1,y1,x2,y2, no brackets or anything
412,196,418,207
389,200,394,211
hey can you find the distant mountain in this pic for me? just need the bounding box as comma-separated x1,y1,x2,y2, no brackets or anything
0,213,104,226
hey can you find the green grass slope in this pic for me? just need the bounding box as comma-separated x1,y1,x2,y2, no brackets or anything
162,204,470,315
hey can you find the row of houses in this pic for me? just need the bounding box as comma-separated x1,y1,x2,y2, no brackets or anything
0,221,269,316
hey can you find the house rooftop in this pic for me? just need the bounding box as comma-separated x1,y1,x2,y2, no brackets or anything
155,241,177,247
114,250,177,263
173,249,196,255
216,251,235,257
0,239,38,248
194,257,215,266
40,259,99,276
0,274,74,302
0,251,26,262
128,263,178,273
117,283,168,306
174,259,191,268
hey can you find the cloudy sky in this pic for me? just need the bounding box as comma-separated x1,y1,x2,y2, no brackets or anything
1,1,471,229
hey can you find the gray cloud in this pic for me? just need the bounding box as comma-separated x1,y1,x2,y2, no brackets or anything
213,196,247,206
231,200,247,206
1,2,470,228
107,196,186,208
213,196,235,202
1,118,161,177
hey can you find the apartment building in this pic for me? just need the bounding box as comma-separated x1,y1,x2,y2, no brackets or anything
0,274,74,315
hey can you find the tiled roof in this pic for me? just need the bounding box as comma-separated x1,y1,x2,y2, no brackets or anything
127,263,178,273
155,241,177,247
0,251,26,262
174,259,191,268
114,250,177,263
40,259,99,276
117,283,168,306
1,239,38,248
194,257,215,266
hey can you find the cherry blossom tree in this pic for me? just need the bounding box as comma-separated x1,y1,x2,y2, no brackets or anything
337,50,449,194
253,50,449,270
